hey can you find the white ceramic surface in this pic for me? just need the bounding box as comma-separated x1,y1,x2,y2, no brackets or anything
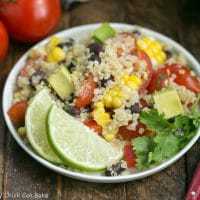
2,23,200,183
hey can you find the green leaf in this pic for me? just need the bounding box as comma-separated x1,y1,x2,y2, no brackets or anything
150,133,180,163
140,109,172,134
133,108,200,171
132,136,154,170
132,136,153,154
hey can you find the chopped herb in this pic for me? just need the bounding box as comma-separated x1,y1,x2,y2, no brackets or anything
133,107,200,170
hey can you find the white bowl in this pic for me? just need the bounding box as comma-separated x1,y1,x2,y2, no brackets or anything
3,23,200,183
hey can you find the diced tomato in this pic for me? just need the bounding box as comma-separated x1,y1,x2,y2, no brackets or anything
172,65,200,93
83,119,102,135
74,74,96,109
8,100,28,126
140,98,149,108
124,143,136,168
118,122,149,140
136,50,153,92
117,47,123,57
19,60,33,77
147,64,200,93
20,66,29,77
147,67,167,93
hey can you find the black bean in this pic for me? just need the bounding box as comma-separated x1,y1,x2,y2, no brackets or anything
132,30,141,37
165,49,173,59
67,61,76,72
58,38,74,49
68,93,75,103
64,105,80,116
89,53,101,63
100,75,114,87
88,43,103,63
88,43,103,55
129,103,140,113
84,105,92,112
29,70,45,88
105,161,126,176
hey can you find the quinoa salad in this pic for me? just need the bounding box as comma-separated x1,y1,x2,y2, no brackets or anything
8,23,200,176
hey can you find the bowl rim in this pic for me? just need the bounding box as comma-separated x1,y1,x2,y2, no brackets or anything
2,23,200,183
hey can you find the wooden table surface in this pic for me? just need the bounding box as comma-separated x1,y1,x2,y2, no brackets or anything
0,0,200,199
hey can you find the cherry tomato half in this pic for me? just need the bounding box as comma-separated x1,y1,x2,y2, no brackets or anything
0,21,9,61
147,64,200,93
8,100,28,126
83,119,102,135
124,143,136,168
0,0,61,43
118,122,151,140
75,74,96,109
136,50,153,92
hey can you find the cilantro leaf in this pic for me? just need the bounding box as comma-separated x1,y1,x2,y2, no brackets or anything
140,109,172,134
132,108,200,171
189,104,200,128
132,136,154,170
133,136,154,154
149,133,180,163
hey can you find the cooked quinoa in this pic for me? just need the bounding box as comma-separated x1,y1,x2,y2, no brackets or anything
10,23,200,176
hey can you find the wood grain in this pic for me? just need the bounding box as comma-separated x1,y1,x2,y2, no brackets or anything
62,179,126,200
70,0,126,26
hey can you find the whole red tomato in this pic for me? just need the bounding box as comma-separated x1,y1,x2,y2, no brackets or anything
0,21,9,61
0,0,61,43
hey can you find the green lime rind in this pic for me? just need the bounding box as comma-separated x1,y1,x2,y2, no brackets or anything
47,105,123,171
25,88,62,164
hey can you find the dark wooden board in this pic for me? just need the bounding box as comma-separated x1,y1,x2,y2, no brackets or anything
0,0,199,199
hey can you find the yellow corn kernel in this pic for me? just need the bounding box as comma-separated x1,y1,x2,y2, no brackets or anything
149,41,162,51
104,133,115,142
112,96,122,108
121,75,142,89
47,53,55,63
95,101,104,109
102,126,118,141
48,47,65,63
110,86,122,97
137,36,166,64
17,127,26,137
103,95,113,108
48,36,61,50
103,86,123,109
93,109,111,127
137,39,148,49
155,52,167,64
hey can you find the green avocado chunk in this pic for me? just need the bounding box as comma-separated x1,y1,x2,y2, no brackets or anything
48,65,74,100
153,88,184,119
93,23,116,43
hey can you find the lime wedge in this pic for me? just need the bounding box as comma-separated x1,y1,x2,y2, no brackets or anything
48,105,123,171
25,88,62,164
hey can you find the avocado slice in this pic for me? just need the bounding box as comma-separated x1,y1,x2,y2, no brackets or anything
153,88,184,119
48,65,74,100
93,23,116,43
